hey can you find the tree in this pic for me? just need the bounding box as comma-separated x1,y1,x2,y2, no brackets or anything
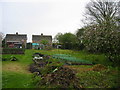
85,0,119,27
0,32,5,47
40,40,49,45
0,32,5,40
55,33,78,49
76,28,85,50
82,0,120,65
54,33,63,44
115,1,120,27
40,40,52,50
76,28,84,40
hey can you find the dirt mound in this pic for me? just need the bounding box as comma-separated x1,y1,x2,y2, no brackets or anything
39,66,82,88
29,64,41,73
31,53,82,88
92,64,107,71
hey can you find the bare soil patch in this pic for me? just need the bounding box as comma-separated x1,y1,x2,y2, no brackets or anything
2,63,31,74
63,65,92,73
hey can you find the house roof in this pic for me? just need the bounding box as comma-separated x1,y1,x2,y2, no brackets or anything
32,34,52,41
5,33,27,42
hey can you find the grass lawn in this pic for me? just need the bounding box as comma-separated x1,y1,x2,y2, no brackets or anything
2,49,119,88
2,71,33,88
2,50,34,88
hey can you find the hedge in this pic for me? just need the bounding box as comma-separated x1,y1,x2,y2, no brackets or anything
2,48,25,54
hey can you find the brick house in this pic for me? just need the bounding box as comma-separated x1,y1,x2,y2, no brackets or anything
5,32,27,48
32,33,52,49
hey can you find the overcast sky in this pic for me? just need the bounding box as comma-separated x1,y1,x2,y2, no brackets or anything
0,0,90,42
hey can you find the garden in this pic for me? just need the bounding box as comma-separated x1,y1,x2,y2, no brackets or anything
1,0,120,88
2,49,119,88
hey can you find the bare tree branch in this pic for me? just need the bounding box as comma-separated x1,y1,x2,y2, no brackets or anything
85,0,119,26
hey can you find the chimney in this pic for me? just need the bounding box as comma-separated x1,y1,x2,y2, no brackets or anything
41,33,43,35
16,32,18,35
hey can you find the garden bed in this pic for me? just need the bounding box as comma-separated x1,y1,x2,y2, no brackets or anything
29,52,83,88
52,54,93,65
2,49,119,88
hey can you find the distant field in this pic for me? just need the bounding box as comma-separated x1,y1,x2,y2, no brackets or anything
2,49,119,88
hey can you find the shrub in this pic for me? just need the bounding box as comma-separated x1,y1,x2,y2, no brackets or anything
10,56,18,61
45,46,53,50
2,48,25,54
83,25,120,64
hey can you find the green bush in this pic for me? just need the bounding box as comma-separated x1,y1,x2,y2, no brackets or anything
45,46,53,50
2,48,25,54
83,25,120,65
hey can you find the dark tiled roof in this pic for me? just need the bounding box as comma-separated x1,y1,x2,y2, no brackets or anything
32,35,52,41
5,34,27,41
